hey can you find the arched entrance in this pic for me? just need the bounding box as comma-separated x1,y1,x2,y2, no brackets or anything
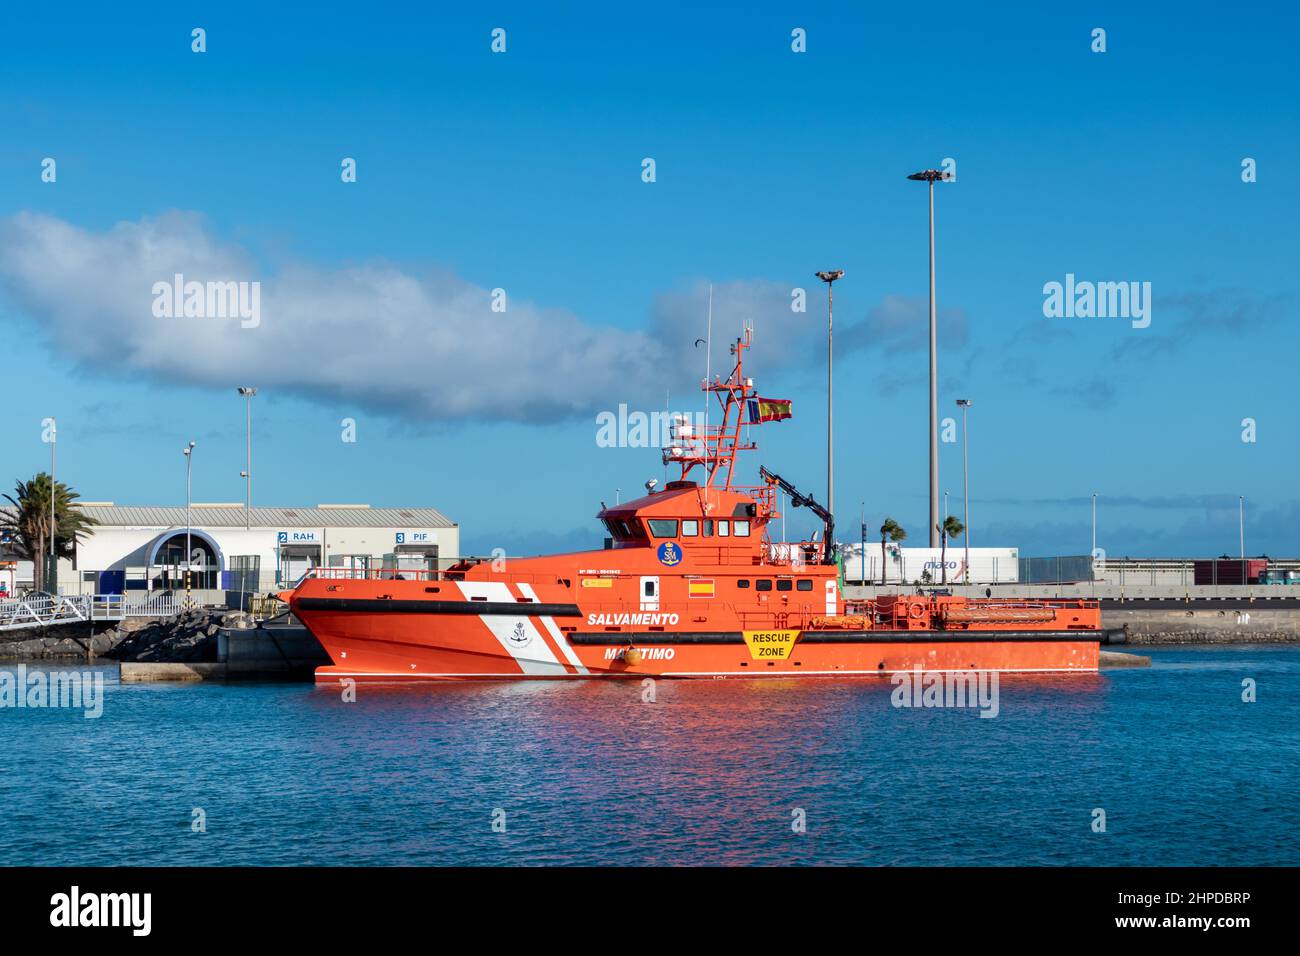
148,530,224,591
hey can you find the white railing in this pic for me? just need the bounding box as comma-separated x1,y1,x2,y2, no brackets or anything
0,594,89,631
120,592,185,617
0,592,184,632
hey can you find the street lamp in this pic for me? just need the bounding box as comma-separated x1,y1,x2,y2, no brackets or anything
1091,492,1098,557
956,398,972,580
909,168,951,545
1091,491,1099,588
48,418,56,594
1239,496,1245,579
815,269,844,518
237,387,257,530
183,441,195,602
860,501,866,586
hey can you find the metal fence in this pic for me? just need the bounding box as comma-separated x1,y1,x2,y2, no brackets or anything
249,596,283,619
0,592,184,632
228,555,261,593
1019,556,1095,584
1017,556,1300,587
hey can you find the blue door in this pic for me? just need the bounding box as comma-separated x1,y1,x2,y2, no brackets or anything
98,570,126,595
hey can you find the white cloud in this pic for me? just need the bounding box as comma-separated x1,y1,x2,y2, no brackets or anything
839,293,969,355
0,211,667,424
648,277,820,376
0,211,924,423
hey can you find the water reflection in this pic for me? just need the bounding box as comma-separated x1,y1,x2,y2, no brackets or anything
2,646,1297,865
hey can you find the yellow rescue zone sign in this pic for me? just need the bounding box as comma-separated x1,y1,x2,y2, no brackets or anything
742,629,800,660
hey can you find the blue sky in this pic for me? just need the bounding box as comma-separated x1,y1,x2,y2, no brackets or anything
0,1,1296,558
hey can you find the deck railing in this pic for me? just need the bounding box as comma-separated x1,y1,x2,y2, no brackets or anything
735,483,777,513
305,567,452,582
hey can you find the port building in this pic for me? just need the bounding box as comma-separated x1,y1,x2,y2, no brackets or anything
1,502,458,602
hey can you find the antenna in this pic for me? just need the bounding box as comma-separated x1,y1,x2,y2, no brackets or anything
704,284,713,478
664,387,670,484
744,318,754,449
665,320,761,492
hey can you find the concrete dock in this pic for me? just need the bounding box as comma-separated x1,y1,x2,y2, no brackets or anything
120,662,227,681
1099,650,1151,668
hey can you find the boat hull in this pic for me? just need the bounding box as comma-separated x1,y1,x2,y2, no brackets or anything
300,605,1099,681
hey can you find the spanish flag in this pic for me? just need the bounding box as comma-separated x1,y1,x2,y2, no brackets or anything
747,398,793,423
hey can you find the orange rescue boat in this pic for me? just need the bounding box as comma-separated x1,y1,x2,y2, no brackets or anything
283,329,1102,681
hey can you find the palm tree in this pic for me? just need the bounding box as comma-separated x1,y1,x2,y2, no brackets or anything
0,473,99,594
879,518,907,585
939,515,965,584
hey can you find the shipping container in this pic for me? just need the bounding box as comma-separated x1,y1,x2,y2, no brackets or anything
842,544,1019,585
1192,558,1267,585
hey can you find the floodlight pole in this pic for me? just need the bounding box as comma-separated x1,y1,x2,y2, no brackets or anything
49,418,57,594
908,168,950,546
237,387,257,531
815,270,844,520
183,441,195,606
957,399,972,582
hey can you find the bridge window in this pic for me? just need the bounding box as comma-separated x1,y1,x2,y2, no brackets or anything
682,520,699,537
737,579,750,588
733,520,750,537
797,579,814,591
776,579,793,591
647,519,678,537
603,518,647,542
755,579,772,591
717,521,730,537
702,520,714,537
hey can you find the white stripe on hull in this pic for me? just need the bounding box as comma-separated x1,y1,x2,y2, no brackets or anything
516,582,588,674
454,581,568,675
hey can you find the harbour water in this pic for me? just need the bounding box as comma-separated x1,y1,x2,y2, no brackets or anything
2,645,1297,866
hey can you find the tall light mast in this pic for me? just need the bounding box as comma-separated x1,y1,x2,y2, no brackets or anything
908,168,950,546
815,270,844,519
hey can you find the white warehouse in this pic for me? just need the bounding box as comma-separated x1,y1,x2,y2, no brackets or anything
17,502,459,600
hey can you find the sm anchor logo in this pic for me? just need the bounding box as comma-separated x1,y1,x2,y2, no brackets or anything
507,622,532,648
657,542,682,567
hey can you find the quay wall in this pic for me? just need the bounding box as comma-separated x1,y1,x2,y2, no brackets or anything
843,583,1300,601
843,585,1300,643
1105,608,1300,645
